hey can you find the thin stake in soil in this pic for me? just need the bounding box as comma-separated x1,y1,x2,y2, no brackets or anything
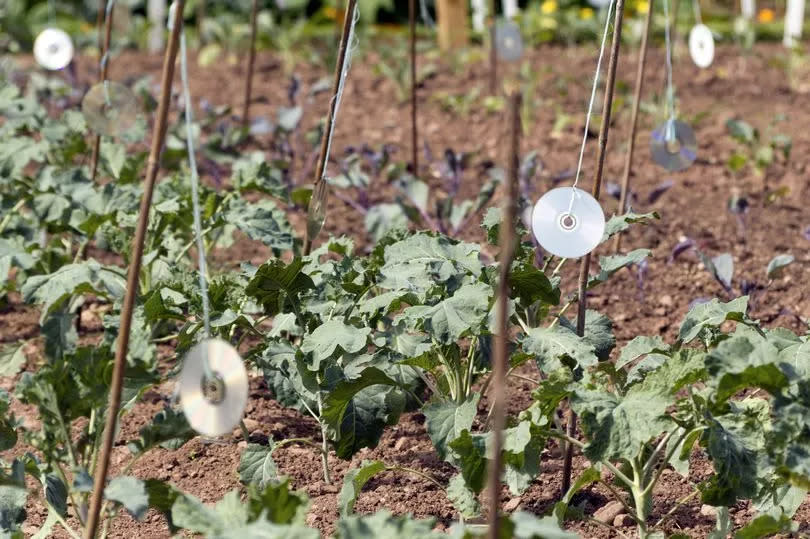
488,5,497,94
83,3,185,537
563,0,626,496
614,0,654,253
89,0,115,182
409,0,419,174
304,0,358,256
242,0,259,129
487,90,521,539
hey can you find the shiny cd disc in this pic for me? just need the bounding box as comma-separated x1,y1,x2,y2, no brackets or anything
495,20,523,62
179,339,248,437
650,119,697,172
33,28,74,71
689,24,714,68
531,187,605,259
81,82,139,138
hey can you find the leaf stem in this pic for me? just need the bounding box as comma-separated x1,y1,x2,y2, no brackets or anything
273,437,328,455
316,390,332,484
0,198,26,235
174,224,216,264
386,466,445,491
650,489,699,529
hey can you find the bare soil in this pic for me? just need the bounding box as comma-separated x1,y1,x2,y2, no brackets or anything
2,39,809,538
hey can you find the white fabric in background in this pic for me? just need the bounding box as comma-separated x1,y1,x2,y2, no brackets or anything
471,0,487,31
503,0,519,19
148,0,167,52
741,0,755,19
785,0,805,47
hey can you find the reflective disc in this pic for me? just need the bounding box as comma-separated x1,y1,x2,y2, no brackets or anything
495,20,523,62
650,119,697,172
531,187,605,259
179,339,249,438
33,28,74,71
81,82,139,138
689,24,715,68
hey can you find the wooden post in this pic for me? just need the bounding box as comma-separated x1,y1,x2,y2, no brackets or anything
437,0,469,50
242,0,259,129
305,0,358,255
564,0,626,495
614,0,653,253
83,3,184,538
487,90,521,539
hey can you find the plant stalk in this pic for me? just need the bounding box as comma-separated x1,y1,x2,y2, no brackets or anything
242,0,259,129
614,0,653,253
90,0,116,182
487,90,521,539
83,4,184,537
565,0,626,495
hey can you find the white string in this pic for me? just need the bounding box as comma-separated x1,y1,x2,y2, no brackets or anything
692,0,703,24
663,0,675,121
419,0,435,28
171,3,214,381
321,4,360,179
566,0,616,216
101,0,116,106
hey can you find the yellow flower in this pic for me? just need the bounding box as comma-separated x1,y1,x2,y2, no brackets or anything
636,0,649,14
580,7,594,19
541,0,558,15
323,6,337,19
757,8,774,23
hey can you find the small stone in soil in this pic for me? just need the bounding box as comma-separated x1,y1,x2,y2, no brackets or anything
394,437,407,451
503,497,522,512
700,504,717,517
594,500,626,523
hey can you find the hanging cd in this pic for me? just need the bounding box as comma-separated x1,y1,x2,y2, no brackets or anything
33,28,74,71
81,82,139,138
179,339,249,438
689,24,715,68
531,187,605,259
650,119,697,172
495,20,523,62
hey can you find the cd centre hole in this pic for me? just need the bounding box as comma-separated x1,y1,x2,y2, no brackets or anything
665,137,681,154
201,374,226,404
559,213,577,231
48,44,60,54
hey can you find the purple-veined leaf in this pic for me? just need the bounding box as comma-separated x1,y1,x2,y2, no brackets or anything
669,238,695,263
647,179,674,204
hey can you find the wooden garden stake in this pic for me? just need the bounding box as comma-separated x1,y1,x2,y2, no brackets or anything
487,90,521,539
304,0,358,256
614,0,653,253
563,0,626,495
242,0,259,129
489,22,497,95
89,0,115,182
83,3,185,537
409,0,419,174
